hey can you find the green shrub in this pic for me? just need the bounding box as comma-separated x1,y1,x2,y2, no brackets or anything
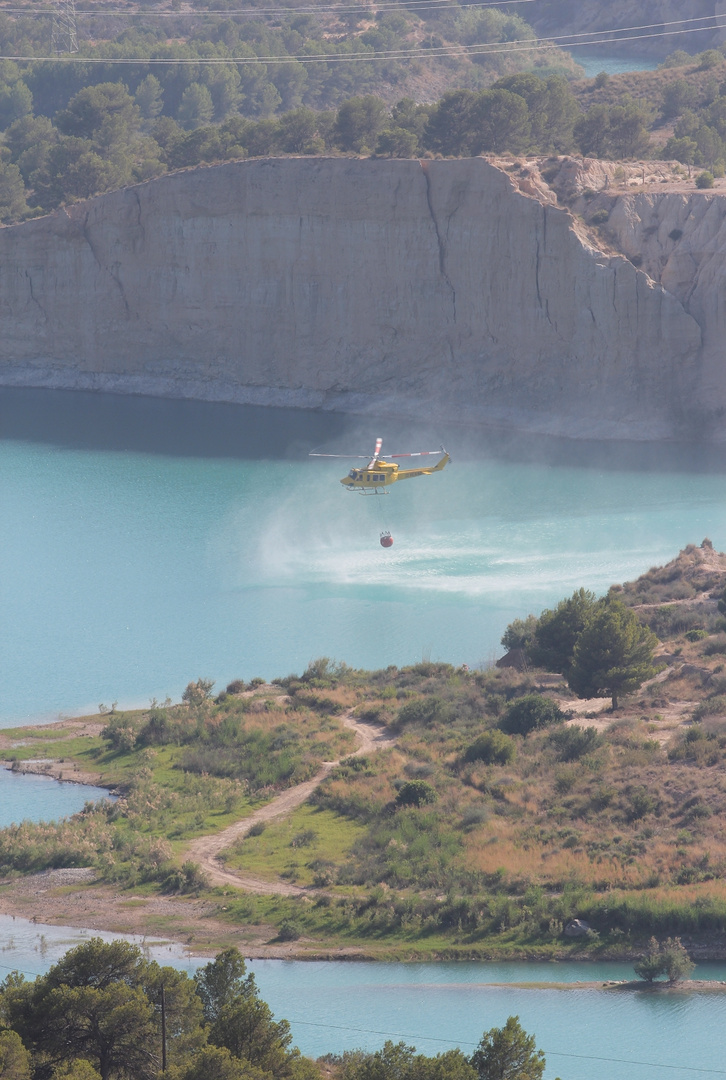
590,784,616,811
697,49,722,70
590,209,609,225
661,50,691,68
277,919,302,941
404,762,435,778
634,936,694,982
291,829,317,848
395,780,438,807
705,634,726,655
627,787,658,821
101,714,138,752
693,695,726,720
464,730,516,765
499,694,564,735
301,656,348,685
397,696,448,726
461,805,489,829
634,937,667,981
685,629,708,641
554,768,577,794
696,171,715,188
162,861,209,894
548,725,602,761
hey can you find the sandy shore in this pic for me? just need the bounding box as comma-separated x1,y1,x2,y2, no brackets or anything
0,717,109,788
0,868,322,958
3,870,726,972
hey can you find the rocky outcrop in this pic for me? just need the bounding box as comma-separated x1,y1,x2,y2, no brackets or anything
0,156,715,440
557,163,726,436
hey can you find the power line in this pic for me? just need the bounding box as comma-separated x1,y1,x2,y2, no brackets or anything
1,0,539,13
0,1,721,29
0,0,720,26
281,1016,726,1075
3,14,726,64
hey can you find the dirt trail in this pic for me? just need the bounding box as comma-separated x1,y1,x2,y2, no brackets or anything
184,713,395,895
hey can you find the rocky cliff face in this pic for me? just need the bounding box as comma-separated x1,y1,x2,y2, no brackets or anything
0,156,717,440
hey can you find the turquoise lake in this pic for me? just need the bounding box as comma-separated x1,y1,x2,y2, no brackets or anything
570,52,659,78
4,389,726,1079
0,914,725,1080
0,768,111,826
4,388,726,725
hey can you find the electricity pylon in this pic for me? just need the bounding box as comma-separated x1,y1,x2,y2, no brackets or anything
51,0,79,54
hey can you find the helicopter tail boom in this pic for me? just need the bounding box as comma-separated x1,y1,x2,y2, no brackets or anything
395,451,450,481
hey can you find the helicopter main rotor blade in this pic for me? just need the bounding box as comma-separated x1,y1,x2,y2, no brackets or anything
386,450,445,458
367,437,383,470
309,443,447,461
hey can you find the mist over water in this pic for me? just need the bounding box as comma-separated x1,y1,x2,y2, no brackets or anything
3,388,726,725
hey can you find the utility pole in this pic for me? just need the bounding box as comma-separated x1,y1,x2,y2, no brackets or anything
51,0,78,55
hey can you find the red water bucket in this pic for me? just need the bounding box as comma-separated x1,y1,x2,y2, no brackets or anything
380,532,393,548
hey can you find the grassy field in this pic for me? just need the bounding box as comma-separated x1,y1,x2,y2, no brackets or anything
222,804,367,888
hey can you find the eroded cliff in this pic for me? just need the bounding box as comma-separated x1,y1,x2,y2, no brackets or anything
0,156,718,440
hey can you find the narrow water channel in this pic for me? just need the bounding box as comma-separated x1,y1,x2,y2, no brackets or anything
0,914,723,1080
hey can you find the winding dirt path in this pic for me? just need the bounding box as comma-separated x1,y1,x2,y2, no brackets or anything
184,713,395,895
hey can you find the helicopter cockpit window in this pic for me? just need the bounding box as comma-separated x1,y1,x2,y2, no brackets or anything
349,470,357,478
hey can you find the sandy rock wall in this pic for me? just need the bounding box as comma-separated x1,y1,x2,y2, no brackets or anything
571,182,726,433
0,156,710,439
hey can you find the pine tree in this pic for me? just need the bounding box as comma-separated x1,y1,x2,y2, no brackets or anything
470,1017,545,1080
568,598,658,709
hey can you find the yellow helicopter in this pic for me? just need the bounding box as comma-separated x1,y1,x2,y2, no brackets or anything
310,437,450,494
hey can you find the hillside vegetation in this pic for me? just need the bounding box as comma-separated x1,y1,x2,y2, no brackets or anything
5,4,726,222
0,0,582,221
4,543,726,959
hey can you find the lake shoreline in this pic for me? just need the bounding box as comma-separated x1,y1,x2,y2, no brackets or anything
5,718,726,966
0,716,109,788
484,979,726,992
3,867,726,966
